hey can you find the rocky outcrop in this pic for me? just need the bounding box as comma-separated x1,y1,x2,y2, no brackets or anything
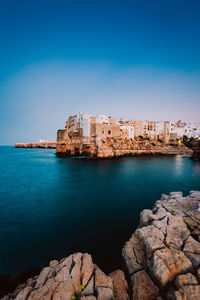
191,139,200,160
56,137,192,158
15,142,57,149
122,190,200,299
1,191,200,299
1,253,122,300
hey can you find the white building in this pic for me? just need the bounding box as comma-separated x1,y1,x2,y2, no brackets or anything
96,114,109,124
183,122,200,138
120,125,134,139
77,112,91,137
155,121,165,135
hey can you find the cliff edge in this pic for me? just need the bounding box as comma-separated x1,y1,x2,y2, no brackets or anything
1,191,200,300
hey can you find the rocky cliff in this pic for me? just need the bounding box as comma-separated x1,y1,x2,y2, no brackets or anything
56,137,192,158
1,191,200,300
191,139,200,160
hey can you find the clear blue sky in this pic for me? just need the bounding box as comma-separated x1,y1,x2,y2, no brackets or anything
0,0,200,145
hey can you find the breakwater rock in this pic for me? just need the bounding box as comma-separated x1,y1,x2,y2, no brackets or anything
15,142,57,149
1,191,200,300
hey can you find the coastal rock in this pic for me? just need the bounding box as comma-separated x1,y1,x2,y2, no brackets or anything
2,191,200,300
132,270,159,300
4,253,115,300
109,270,129,300
175,273,198,289
123,191,200,297
151,248,193,286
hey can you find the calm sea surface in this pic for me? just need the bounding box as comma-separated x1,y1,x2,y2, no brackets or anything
0,146,200,275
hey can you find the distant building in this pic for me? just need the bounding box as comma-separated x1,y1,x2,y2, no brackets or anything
120,124,134,139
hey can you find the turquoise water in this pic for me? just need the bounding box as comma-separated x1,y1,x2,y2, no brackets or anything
0,146,200,275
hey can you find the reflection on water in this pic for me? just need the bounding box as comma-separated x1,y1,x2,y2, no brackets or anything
0,147,200,274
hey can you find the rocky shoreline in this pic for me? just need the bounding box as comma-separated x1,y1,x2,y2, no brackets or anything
1,191,200,300
56,137,192,158
15,143,57,149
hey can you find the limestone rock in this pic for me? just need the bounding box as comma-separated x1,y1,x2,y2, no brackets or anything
151,248,193,286
189,191,200,199
175,273,198,289
165,215,190,249
110,270,129,300
132,270,159,300
170,192,183,199
197,268,200,283
15,287,32,300
178,285,200,299
183,236,200,254
82,254,94,288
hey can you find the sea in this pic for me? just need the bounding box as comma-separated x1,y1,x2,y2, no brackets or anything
0,146,200,275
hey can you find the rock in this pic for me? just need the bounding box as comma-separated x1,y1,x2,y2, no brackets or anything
169,192,183,199
97,287,113,300
140,208,168,226
132,270,159,300
165,215,190,249
34,267,54,288
152,217,168,235
71,255,82,295
55,266,71,282
50,260,59,268
178,285,200,299
82,254,94,287
183,236,200,254
55,255,73,273
151,248,193,287
197,268,200,283
122,241,142,278
140,209,153,225
2,191,200,300
136,225,164,243
189,191,200,198
184,252,200,269
95,268,114,300
15,287,32,300
52,280,75,300
82,275,94,296
109,270,129,300
143,237,165,259
81,296,96,300
175,273,198,288
95,268,113,290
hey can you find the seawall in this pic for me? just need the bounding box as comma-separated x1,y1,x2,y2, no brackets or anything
1,191,200,299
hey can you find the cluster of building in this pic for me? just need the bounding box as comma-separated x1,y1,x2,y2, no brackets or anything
58,112,200,145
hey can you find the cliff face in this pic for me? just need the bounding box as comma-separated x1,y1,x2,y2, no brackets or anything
3,191,200,300
192,139,200,160
56,137,192,158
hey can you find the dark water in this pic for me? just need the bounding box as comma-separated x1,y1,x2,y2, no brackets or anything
0,146,200,275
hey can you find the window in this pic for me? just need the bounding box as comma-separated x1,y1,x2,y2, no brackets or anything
102,131,104,134
108,130,111,135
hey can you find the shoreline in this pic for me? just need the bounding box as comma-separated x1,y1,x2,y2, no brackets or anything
1,191,200,299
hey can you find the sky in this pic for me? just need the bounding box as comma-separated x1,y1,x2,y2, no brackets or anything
0,0,200,145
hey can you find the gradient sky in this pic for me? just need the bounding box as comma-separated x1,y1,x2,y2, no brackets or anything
0,0,200,145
